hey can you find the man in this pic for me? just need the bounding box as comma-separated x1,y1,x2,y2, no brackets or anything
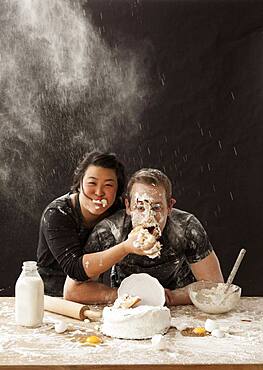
64,168,223,305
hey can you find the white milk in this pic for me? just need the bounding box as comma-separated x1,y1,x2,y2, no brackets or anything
15,261,44,327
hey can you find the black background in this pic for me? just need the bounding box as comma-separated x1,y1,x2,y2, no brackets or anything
1,0,263,296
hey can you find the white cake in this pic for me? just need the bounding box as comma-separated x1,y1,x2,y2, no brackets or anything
101,305,171,339
101,273,171,340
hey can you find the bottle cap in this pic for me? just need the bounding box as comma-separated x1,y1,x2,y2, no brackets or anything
23,261,37,270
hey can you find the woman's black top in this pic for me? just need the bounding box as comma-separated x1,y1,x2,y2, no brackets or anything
37,192,122,296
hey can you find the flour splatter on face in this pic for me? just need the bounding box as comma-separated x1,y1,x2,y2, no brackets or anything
131,193,162,237
129,192,162,258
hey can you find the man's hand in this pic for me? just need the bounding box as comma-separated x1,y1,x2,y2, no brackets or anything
165,288,175,306
164,287,192,306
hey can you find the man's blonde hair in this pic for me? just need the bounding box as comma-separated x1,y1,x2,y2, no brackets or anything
126,168,172,203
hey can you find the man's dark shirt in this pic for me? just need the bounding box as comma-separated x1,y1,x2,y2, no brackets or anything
84,209,213,290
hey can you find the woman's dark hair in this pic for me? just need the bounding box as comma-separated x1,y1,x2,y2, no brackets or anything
71,151,126,207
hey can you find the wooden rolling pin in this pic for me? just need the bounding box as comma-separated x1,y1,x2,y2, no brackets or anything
44,295,102,321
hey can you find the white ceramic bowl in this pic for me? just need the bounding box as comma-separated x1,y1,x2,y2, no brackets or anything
189,281,241,314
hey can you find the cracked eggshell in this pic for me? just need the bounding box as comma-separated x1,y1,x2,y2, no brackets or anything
118,273,165,306
211,329,225,338
54,320,68,334
205,319,218,332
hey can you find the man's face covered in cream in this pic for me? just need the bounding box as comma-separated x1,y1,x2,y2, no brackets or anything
126,182,171,232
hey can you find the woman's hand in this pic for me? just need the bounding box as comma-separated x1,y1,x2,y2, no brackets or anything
123,227,160,257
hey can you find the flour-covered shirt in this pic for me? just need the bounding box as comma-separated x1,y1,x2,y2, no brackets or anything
84,208,213,289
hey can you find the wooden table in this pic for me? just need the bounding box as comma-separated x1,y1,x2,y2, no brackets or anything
0,297,262,370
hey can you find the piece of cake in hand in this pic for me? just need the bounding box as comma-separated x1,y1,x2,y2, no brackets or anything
131,226,162,258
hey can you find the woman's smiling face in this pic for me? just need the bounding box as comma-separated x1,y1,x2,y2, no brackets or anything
79,165,118,216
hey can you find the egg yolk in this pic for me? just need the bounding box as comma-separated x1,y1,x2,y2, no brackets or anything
193,327,206,335
84,336,103,345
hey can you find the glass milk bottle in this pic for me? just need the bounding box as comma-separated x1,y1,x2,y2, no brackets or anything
15,261,44,327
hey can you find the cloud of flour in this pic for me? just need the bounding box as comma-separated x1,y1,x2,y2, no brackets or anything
0,0,152,217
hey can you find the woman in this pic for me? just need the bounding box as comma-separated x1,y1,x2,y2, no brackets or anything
37,151,126,296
